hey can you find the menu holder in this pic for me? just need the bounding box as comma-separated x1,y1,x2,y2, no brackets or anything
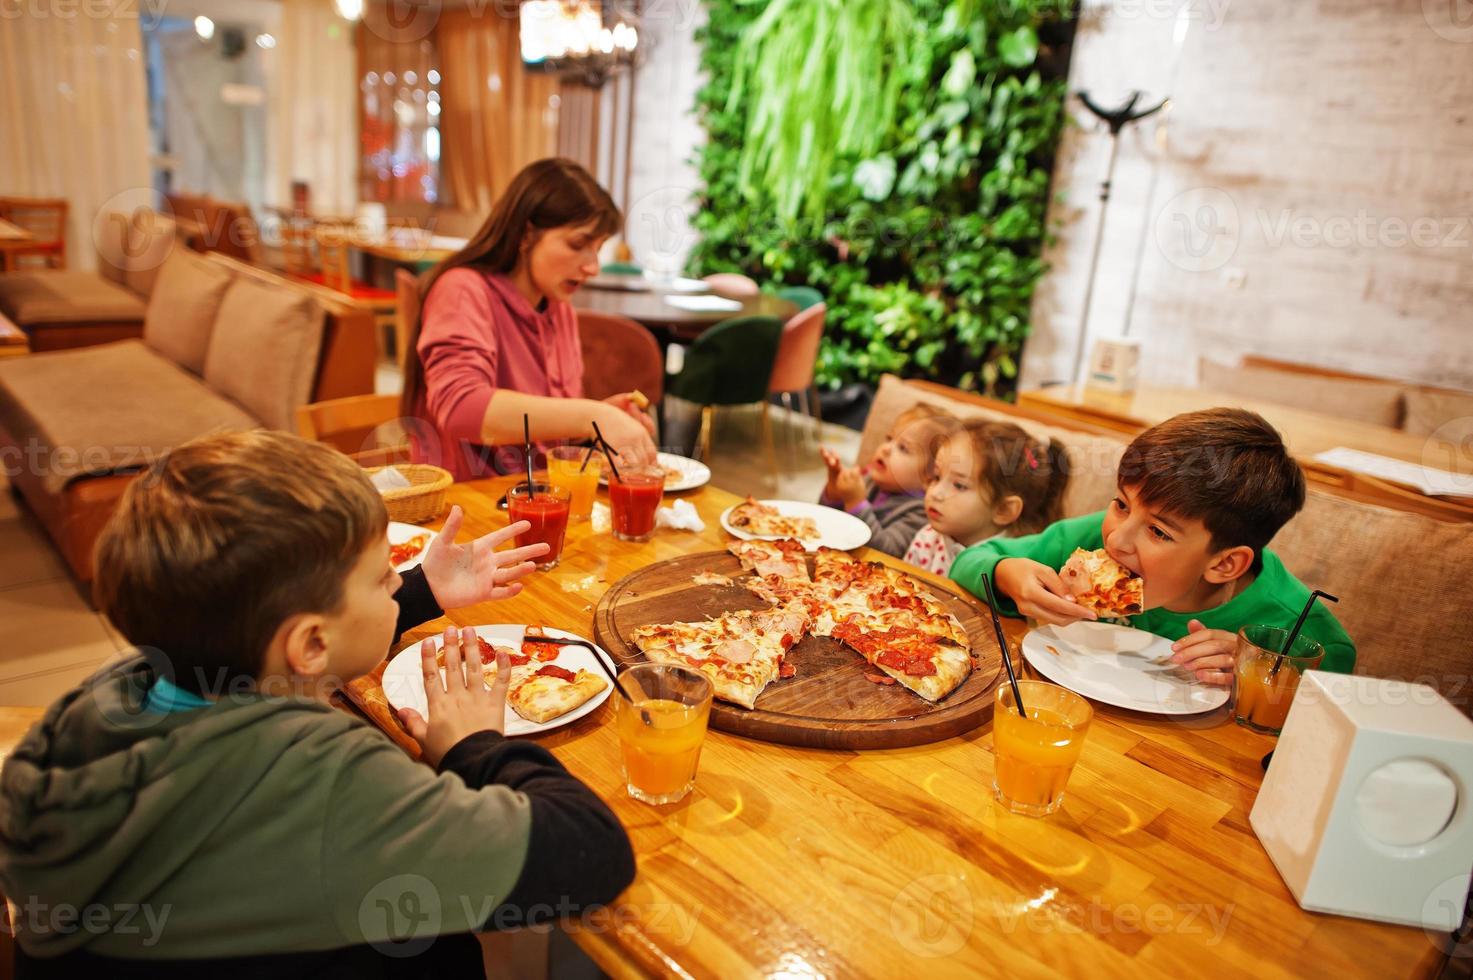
1250,671,1473,930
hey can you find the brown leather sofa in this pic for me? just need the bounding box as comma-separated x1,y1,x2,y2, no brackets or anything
0,248,374,584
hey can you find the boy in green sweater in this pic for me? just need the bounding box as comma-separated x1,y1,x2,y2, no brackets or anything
951,408,1353,682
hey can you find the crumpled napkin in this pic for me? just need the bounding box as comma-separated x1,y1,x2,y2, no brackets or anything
591,501,611,535
369,466,412,492
655,498,705,532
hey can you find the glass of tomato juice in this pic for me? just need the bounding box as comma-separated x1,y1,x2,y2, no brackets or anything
506,482,571,569
609,466,664,542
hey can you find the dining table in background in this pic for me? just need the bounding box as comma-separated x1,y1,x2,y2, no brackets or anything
576,283,797,343
333,475,1449,979
0,218,36,272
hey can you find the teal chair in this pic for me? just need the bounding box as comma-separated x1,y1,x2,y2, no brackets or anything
601,261,643,275
665,315,784,462
776,285,824,311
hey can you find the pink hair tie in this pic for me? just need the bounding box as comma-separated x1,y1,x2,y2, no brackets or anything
1024,446,1039,470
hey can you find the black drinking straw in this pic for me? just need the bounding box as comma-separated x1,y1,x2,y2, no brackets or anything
1268,590,1339,678
980,575,1028,718
578,442,599,473
522,414,535,494
591,420,621,482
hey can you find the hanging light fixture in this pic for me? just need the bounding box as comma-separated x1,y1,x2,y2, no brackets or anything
520,1,641,88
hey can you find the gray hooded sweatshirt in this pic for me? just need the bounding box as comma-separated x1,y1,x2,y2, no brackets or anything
0,653,633,967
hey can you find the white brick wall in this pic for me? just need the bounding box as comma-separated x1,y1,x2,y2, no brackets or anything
1020,0,1473,392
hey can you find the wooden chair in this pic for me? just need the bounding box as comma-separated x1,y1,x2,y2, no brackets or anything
316,226,399,363
0,196,67,269
394,268,420,372
295,393,410,466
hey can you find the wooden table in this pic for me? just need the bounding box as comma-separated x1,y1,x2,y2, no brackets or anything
1019,385,1436,467
342,475,1447,978
349,231,466,266
575,288,797,342
0,218,35,272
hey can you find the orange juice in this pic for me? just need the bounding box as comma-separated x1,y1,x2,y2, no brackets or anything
617,696,711,804
548,446,601,523
992,681,1092,817
1233,626,1323,735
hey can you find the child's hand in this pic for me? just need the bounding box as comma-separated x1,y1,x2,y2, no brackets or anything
820,448,845,500
1169,619,1236,686
993,558,1097,625
833,466,867,510
421,505,549,610
399,626,510,765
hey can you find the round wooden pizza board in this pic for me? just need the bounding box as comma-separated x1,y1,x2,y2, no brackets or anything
593,551,1004,750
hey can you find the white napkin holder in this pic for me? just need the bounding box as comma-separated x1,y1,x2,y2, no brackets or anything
1084,336,1142,394
1250,671,1473,930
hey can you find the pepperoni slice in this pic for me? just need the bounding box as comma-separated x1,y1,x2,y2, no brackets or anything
476,637,529,666
863,672,897,686
779,662,797,679
536,664,577,682
522,640,563,662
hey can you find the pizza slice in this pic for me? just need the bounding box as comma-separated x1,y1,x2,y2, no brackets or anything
1060,547,1145,618
829,620,972,703
629,602,810,709
728,497,820,541
507,664,609,724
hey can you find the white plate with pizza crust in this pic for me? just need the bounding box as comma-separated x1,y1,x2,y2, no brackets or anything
382,625,617,736
387,522,438,572
719,499,872,552
597,451,710,492
1020,621,1230,716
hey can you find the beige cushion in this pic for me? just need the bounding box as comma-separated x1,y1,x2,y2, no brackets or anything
1402,387,1473,438
125,210,180,299
0,340,259,495
203,277,325,431
1270,491,1473,716
94,210,128,287
143,247,235,375
0,271,146,326
863,374,1127,519
1199,359,1405,428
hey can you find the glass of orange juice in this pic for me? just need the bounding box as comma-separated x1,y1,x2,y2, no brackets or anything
616,663,713,805
547,445,601,523
1233,626,1323,735
992,680,1093,817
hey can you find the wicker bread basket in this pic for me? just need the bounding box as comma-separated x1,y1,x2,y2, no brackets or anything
365,464,452,524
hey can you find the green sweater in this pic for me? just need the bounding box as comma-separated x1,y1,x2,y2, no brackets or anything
950,511,1355,673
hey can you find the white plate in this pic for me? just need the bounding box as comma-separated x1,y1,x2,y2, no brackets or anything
1020,621,1229,716
383,625,616,737
387,521,437,572
720,499,872,552
598,451,711,492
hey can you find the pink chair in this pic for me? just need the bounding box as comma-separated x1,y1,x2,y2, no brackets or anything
576,310,665,405
767,302,826,443
702,272,759,298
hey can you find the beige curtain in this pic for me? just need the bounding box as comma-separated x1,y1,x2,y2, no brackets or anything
0,1,151,272
269,0,359,215
437,8,560,216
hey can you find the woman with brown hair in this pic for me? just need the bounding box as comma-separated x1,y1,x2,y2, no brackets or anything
402,158,656,481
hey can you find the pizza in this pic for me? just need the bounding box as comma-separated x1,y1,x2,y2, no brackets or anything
727,497,821,542
506,664,609,724
432,631,608,724
629,542,974,709
629,602,810,709
1060,547,1144,618
389,533,429,567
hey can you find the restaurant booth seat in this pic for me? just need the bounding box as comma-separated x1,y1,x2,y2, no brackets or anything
0,208,185,353
0,249,375,585
864,374,1473,717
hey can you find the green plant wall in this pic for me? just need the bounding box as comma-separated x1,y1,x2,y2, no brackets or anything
689,0,1070,395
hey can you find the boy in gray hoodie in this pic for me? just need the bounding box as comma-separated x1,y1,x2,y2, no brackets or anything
0,430,635,978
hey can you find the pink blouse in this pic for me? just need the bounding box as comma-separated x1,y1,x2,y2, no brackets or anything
411,268,585,481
